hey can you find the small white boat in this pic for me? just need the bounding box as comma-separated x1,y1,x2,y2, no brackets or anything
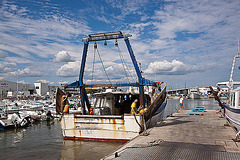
46,103,61,118
7,103,20,114
224,87,240,131
189,88,201,99
212,50,240,141
20,103,43,111
219,54,240,132
0,105,32,130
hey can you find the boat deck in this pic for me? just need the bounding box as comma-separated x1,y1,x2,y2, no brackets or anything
103,110,240,160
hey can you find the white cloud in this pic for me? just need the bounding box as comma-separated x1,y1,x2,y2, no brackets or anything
5,57,33,64
5,67,43,78
36,79,54,84
0,1,91,59
0,62,17,73
57,81,69,85
0,52,8,58
1,0,240,88
56,61,80,77
144,60,205,75
106,0,149,18
53,51,75,63
105,64,136,80
96,15,111,24
18,80,29,84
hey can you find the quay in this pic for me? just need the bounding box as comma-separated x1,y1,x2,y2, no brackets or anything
103,110,240,160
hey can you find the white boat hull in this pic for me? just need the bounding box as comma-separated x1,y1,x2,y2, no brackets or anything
61,102,167,142
224,105,240,131
189,93,201,99
61,114,142,142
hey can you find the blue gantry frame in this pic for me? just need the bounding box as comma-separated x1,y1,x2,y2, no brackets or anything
66,31,153,113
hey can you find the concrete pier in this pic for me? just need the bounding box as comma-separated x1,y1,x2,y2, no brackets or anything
103,110,240,160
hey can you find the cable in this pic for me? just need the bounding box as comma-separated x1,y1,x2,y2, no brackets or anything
96,46,112,86
116,45,136,82
90,43,97,87
116,45,131,84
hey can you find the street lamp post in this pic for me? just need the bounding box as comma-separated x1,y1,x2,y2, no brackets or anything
16,71,21,101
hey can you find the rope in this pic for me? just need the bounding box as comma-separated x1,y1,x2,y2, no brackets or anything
95,46,112,85
91,43,96,87
133,113,143,130
116,44,135,82
116,45,131,84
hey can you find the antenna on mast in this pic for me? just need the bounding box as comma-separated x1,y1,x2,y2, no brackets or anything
238,38,239,54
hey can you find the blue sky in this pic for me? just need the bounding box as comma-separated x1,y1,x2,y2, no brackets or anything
1,0,240,90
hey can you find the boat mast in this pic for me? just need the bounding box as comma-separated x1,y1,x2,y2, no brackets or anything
229,39,240,89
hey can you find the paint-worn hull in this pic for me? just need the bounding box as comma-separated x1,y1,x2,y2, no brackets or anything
144,84,167,122
58,84,167,142
146,101,167,128
224,105,240,131
61,114,142,142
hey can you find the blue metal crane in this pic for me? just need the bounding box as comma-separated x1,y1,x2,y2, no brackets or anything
66,31,153,114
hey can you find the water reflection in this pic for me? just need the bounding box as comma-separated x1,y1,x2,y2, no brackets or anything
12,128,26,146
0,121,63,160
60,140,123,160
0,127,27,148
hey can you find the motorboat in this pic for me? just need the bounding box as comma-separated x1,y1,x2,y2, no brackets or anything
189,87,201,99
0,105,32,130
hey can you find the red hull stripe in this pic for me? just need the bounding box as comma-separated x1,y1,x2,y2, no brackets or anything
64,136,129,143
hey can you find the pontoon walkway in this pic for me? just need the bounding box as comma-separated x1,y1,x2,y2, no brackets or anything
103,110,240,160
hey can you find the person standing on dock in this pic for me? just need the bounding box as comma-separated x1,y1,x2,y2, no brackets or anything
179,96,184,110
131,99,138,114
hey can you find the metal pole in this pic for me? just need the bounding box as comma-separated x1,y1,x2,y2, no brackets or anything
170,99,172,115
124,38,145,107
17,73,19,101
79,42,89,114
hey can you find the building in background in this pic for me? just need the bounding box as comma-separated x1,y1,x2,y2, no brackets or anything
199,86,212,97
34,83,48,96
0,80,58,98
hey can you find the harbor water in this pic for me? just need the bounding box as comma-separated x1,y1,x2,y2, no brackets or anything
0,98,220,160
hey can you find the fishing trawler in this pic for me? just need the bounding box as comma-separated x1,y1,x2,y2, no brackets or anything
56,31,167,142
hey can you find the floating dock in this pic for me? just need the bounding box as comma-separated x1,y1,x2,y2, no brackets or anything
103,110,240,160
